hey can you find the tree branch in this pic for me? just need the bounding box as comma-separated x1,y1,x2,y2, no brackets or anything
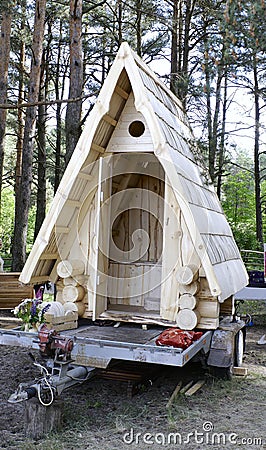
0,92,98,110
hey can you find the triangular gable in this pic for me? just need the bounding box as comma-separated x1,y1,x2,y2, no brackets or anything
20,42,248,302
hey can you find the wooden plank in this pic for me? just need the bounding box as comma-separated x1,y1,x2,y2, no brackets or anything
180,214,201,269
0,272,21,280
197,317,219,329
180,380,194,394
49,170,99,282
103,114,117,127
30,275,52,283
44,312,78,331
100,308,176,327
55,226,70,234
47,321,77,332
0,272,34,308
160,177,181,321
78,172,93,181
94,157,112,318
184,379,205,396
232,367,248,376
66,199,82,208
220,296,234,316
40,253,58,260
91,143,105,154
115,85,129,99
197,299,219,318
166,381,182,408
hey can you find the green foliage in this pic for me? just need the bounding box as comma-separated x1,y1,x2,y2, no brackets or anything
0,188,15,256
228,222,259,251
221,158,260,250
0,187,36,261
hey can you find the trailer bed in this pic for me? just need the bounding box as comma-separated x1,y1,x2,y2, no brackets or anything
0,320,212,369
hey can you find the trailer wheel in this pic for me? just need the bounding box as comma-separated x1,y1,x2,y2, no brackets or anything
234,329,245,367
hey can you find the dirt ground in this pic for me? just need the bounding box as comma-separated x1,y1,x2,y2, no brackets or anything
0,321,265,450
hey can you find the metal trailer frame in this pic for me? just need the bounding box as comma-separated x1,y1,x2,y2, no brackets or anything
0,317,246,405
0,325,212,369
0,316,246,370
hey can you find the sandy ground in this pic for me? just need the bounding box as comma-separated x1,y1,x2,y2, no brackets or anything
0,322,265,450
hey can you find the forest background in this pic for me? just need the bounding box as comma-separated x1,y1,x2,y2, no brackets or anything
0,0,266,272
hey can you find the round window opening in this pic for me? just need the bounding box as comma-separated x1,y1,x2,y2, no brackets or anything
128,120,145,138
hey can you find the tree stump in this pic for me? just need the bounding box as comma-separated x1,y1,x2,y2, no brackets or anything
24,398,63,439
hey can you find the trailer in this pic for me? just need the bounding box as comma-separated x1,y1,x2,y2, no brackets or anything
0,313,246,406
0,43,249,406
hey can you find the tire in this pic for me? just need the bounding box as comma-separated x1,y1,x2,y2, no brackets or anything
234,329,245,367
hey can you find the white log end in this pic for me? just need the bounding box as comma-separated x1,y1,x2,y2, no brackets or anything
57,259,85,278
176,308,200,330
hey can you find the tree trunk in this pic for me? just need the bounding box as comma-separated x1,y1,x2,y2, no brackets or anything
170,0,178,95
0,3,13,205
203,31,215,183
217,68,228,199
117,0,123,46
54,19,66,194
136,0,142,57
65,0,83,168
253,56,263,246
180,0,195,107
15,0,28,197
34,50,48,239
12,0,47,271
15,19,26,196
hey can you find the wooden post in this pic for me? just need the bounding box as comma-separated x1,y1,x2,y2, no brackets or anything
24,398,63,439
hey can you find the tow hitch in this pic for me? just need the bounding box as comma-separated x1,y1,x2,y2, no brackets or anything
8,324,96,406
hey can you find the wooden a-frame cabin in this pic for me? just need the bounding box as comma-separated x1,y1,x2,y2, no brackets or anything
20,43,248,330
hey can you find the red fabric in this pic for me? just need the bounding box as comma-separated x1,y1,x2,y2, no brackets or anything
156,328,203,349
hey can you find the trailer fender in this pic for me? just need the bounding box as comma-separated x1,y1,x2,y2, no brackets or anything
207,329,235,368
207,319,246,368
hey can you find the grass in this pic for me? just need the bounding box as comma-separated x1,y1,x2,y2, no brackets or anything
236,299,266,324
